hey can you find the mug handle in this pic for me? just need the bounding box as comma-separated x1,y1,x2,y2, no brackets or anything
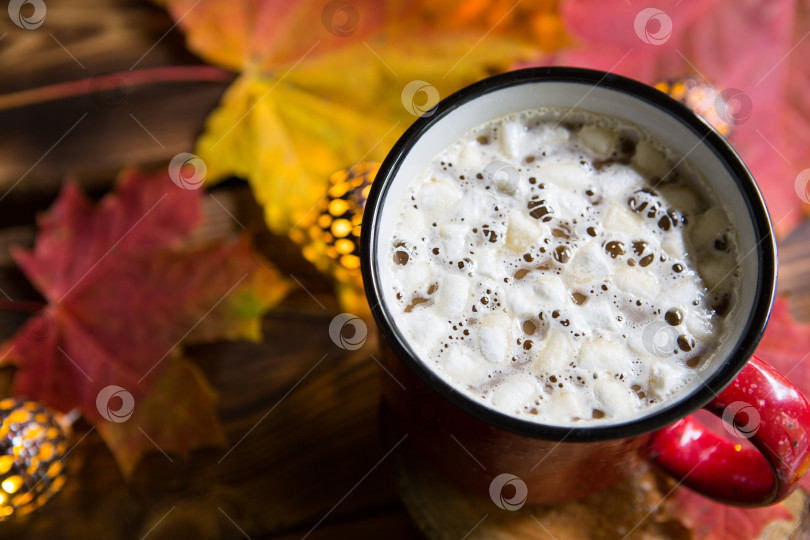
647,355,810,506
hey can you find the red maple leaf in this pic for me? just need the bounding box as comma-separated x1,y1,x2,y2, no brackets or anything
0,168,290,475
545,0,810,238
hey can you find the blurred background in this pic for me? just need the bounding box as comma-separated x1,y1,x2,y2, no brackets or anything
0,0,808,538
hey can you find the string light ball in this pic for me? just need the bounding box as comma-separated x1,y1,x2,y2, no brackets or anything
654,78,735,138
291,162,379,314
0,398,70,520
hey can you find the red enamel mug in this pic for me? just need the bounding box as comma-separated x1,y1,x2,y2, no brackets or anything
361,67,810,506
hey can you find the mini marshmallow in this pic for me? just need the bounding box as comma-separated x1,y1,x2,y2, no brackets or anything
476,250,503,280
593,377,639,420
532,276,567,305
698,253,736,291
662,232,687,261
602,205,648,238
418,177,461,214
690,207,731,250
402,311,445,351
649,362,688,400
598,165,646,197
395,207,426,243
395,261,433,296
544,184,590,219
442,346,489,386
435,274,469,318
504,287,540,318
660,185,701,216
440,224,468,260
614,266,659,300
537,162,593,190
500,119,524,159
532,330,573,375
491,375,540,413
686,309,715,339
458,140,493,171
545,391,589,424
633,139,670,179
579,297,621,335
535,124,570,146
578,125,616,156
505,211,545,252
567,241,609,284
577,339,635,377
478,313,510,364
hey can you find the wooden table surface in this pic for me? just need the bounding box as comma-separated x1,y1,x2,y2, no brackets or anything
0,2,809,538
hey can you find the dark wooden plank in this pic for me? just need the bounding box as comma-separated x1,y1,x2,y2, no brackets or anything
0,0,231,195
0,305,413,539
0,184,414,538
268,508,422,540
779,219,810,321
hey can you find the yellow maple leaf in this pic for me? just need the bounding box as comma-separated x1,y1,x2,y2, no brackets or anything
164,0,562,233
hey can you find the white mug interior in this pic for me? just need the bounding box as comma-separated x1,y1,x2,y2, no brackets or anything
370,74,774,430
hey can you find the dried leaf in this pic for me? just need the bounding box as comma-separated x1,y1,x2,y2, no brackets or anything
95,355,226,478
553,0,810,237
0,168,290,475
164,0,542,234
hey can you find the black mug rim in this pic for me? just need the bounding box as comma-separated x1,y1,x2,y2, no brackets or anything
361,66,777,442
